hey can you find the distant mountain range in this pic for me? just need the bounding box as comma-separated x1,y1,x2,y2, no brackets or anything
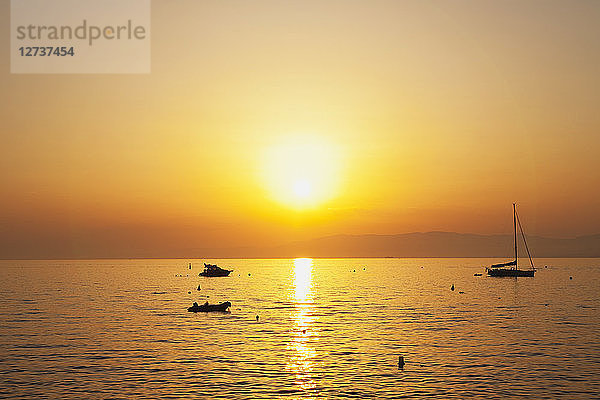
198,231,600,258
3,231,600,260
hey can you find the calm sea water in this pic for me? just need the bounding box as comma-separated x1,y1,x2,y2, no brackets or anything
1,258,599,399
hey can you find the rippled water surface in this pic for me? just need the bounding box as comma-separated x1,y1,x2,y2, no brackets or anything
1,258,599,399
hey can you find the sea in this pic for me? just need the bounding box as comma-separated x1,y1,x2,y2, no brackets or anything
1,258,599,399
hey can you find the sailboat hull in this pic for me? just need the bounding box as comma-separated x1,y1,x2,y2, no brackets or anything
486,268,535,277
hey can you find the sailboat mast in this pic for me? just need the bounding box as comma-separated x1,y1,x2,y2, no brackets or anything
516,208,535,270
513,203,517,269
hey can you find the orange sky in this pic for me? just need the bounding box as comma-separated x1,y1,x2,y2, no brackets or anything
1,1,599,258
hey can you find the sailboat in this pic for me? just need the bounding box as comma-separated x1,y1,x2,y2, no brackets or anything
486,203,536,277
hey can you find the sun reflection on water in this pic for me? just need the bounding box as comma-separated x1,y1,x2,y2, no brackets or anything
286,258,318,393
293,258,313,302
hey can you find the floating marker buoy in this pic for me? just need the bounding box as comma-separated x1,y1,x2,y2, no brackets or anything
188,291,191,294
256,315,259,321
570,276,573,280
451,284,455,291
248,273,251,276
398,356,405,368
197,285,201,291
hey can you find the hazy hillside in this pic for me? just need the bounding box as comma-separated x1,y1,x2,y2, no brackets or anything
199,232,600,258
3,232,600,259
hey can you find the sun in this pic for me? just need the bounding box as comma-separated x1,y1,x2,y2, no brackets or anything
261,135,340,209
293,180,312,199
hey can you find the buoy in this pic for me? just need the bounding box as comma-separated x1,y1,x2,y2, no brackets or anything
188,291,191,294
189,263,192,270
569,276,573,280
302,329,306,334
256,315,259,321
248,273,251,276
353,269,356,272
197,285,201,291
398,356,405,368
451,284,455,291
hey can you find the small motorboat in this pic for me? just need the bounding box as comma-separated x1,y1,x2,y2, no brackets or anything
199,263,233,277
187,301,231,313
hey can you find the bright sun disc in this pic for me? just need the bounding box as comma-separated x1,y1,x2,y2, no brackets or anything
261,136,340,209
293,180,311,198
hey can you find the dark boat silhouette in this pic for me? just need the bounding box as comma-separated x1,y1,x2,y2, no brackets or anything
187,301,231,312
486,203,536,277
199,263,233,277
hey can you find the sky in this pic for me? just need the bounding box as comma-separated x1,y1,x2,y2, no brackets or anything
1,1,600,258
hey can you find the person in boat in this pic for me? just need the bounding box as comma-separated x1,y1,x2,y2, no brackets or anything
193,302,198,307
204,301,209,306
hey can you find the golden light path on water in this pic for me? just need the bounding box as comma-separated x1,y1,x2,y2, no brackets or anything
287,258,317,393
